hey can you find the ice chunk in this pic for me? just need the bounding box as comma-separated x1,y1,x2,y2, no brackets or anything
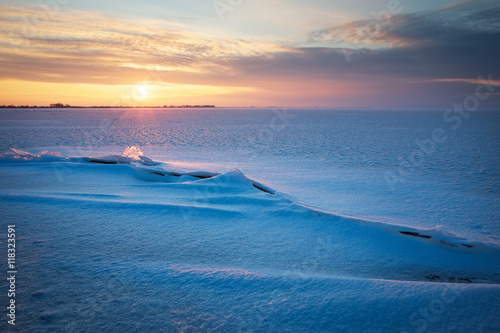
83,146,158,166
0,148,64,161
121,146,145,160
11,148,36,157
138,155,156,166
39,150,63,158
121,146,157,165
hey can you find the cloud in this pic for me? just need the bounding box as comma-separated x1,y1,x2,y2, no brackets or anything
0,5,285,84
0,1,499,107
307,0,500,47
234,0,500,83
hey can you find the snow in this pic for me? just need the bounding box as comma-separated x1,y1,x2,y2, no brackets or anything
0,108,499,332
1,148,500,332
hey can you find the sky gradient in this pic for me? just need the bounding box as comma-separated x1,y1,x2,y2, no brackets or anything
1,0,499,107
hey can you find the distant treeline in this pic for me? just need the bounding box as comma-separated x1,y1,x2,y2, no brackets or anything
0,103,216,108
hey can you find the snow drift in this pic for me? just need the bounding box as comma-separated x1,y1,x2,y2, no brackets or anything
1,147,499,332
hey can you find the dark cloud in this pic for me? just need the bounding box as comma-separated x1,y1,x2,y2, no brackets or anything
291,0,500,80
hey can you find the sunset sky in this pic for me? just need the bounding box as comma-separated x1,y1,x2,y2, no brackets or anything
1,0,499,107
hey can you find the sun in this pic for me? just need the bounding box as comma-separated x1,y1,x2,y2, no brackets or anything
138,86,148,98
132,84,149,102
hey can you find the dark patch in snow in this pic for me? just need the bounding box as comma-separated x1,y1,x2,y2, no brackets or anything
83,158,118,165
148,171,165,176
188,174,216,179
425,275,473,284
440,240,457,247
252,183,276,195
399,231,432,239
166,172,181,177
144,170,216,179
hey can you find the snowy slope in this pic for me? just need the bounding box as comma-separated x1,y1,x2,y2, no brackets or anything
1,148,499,332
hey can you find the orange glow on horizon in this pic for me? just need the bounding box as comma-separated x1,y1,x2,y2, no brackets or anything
0,79,258,107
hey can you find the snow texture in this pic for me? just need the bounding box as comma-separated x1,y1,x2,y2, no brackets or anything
0,108,499,332
0,148,499,332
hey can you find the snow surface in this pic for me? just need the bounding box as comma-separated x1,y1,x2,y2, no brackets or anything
1,108,498,241
0,108,499,332
0,147,499,332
